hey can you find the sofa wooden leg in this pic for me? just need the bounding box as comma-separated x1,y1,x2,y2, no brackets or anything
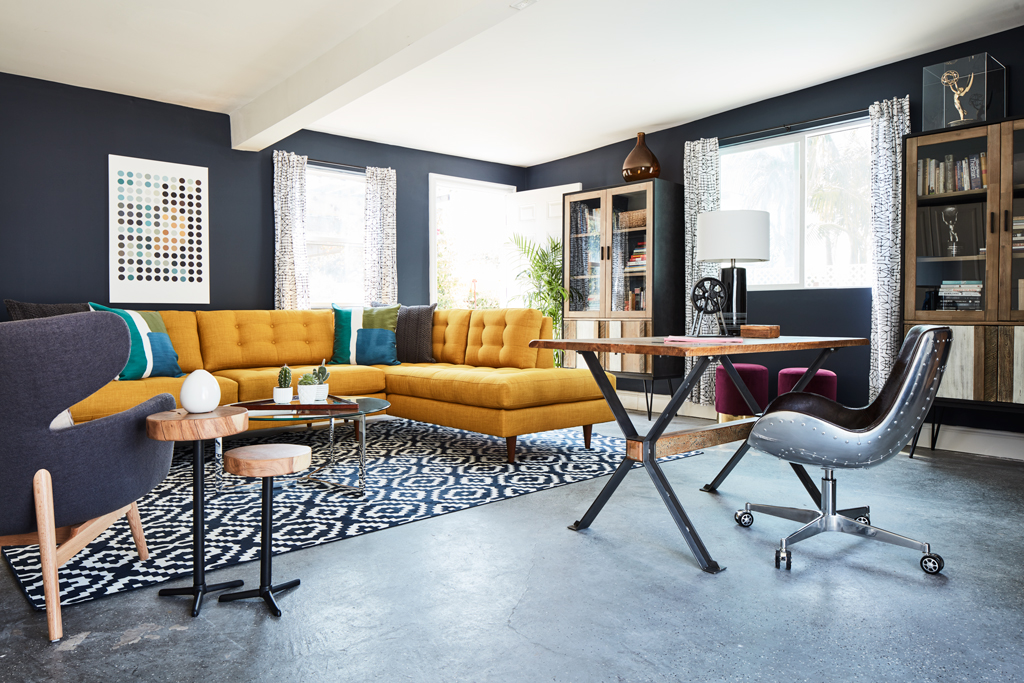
33,469,62,643
126,502,149,561
506,436,516,464
583,424,593,449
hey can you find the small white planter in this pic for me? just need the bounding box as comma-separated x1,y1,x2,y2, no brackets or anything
297,385,319,404
315,383,330,401
273,386,293,404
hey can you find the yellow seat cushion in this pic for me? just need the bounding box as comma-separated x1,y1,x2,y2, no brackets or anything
214,364,385,402
197,310,334,372
382,363,610,410
465,308,544,369
70,374,239,423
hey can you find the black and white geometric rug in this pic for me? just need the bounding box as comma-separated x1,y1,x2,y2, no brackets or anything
2,419,700,611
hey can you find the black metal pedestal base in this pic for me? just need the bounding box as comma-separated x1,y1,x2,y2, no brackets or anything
218,475,299,616
160,439,243,617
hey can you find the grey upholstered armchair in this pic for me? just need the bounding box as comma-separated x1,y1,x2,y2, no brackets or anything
733,325,952,574
0,311,175,642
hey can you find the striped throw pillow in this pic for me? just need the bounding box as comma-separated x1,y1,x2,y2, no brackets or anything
88,303,184,380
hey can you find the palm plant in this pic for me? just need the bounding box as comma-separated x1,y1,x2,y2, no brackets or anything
510,234,568,367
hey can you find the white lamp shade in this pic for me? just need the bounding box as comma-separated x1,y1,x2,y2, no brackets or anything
696,210,770,263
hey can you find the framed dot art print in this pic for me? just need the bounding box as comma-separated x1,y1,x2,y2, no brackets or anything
109,154,210,304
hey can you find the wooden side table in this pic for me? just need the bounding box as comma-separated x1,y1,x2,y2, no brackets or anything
147,406,248,617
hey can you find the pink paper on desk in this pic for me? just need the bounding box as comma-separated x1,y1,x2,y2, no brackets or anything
663,335,745,344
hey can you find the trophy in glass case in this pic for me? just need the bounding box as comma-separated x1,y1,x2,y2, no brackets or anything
922,53,1005,131
942,207,960,257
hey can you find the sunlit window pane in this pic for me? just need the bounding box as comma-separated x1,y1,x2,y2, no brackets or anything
305,165,365,306
721,141,801,286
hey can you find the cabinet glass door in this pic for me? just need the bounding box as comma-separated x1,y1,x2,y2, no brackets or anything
907,128,996,321
608,183,652,317
565,191,604,315
1004,121,1024,320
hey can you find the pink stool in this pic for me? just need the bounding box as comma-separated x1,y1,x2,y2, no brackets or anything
778,367,837,400
715,364,768,422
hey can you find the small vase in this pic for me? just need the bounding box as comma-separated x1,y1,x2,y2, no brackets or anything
297,385,318,404
622,132,660,183
180,369,221,414
273,387,293,404
315,383,330,401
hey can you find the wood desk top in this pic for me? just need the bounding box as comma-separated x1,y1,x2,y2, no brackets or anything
146,406,249,442
530,335,868,358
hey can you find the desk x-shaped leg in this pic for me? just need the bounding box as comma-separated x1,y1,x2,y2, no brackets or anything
570,351,724,574
699,348,869,521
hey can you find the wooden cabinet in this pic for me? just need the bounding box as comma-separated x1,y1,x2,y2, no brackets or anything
562,179,685,382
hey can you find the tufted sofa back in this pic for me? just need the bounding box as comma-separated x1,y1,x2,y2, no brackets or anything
196,310,334,372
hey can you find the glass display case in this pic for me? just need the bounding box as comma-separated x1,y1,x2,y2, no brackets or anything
922,53,1005,132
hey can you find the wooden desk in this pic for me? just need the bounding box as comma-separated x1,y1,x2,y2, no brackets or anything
530,335,868,574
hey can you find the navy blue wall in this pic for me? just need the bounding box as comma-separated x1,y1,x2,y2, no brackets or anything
0,72,526,320
526,25,1024,409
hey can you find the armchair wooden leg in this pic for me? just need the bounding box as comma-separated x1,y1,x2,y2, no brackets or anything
506,437,516,464
583,424,593,449
126,502,149,561
33,469,62,643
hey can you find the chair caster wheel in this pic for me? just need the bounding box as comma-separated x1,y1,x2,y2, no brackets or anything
775,549,791,570
920,553,944,574
734,510,754,527
854,515,870,526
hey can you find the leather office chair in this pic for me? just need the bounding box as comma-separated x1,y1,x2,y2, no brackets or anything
0,312,175,641
732,325,952,574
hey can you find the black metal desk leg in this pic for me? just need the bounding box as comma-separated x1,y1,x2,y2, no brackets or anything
701,442,750,492
158,439,243,617
719,356,764,414
569,455,634,531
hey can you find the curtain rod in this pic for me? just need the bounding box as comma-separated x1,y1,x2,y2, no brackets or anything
306,158,366,172
718,108,870,144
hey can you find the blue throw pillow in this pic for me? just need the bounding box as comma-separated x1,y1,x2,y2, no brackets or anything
147,332,185,378
355,328,400,366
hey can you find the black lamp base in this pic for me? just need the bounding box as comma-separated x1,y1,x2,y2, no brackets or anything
720,266,746,336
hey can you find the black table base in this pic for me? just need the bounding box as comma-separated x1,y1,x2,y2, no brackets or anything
158,439,243,617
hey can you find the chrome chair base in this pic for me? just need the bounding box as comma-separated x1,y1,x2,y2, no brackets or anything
738,468,944,574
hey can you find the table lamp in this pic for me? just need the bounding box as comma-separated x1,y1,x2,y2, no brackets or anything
696,210,770,335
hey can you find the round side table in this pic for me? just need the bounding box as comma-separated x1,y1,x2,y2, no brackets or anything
146,406,248,617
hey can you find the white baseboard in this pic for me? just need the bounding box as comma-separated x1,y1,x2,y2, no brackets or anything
615,390,717,420
921,423,1024,461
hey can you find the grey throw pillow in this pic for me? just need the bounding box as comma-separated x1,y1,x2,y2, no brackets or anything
5,299,90,321
395,304,437,363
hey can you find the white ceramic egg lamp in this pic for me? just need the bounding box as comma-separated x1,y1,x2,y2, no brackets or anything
696,210,770,336
179,369,221,414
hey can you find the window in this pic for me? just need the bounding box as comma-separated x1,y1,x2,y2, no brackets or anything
720,121,872,289
429,174,516,308
305,164,365,307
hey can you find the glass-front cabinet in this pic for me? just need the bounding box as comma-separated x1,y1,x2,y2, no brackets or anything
564,183,653,319
1000,120,1024,321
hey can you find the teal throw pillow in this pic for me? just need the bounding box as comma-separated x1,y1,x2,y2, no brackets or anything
88,303,182,380
148,332,184,378
355,328,399,366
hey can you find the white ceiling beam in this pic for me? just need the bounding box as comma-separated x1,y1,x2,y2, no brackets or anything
229,0,519,151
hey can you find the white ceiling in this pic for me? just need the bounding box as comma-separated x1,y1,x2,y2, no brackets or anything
3,0,1023,166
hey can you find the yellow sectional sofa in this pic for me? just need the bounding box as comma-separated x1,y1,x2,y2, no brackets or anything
70,307,613,462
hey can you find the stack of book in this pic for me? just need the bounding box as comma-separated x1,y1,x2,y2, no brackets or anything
623,242,647,274
938,280,983,310
917,153,987,196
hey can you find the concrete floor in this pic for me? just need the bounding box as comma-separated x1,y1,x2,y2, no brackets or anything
2,412,1024,682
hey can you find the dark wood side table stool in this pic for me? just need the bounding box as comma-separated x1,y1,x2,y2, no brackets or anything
218,444,312,616
146,406,248,617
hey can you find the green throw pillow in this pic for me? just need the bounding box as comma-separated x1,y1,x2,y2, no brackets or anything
331,304,401,365
88,303,182,380
363,304,400,332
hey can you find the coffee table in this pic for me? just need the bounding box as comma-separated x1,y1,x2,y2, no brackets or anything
228,396,390,495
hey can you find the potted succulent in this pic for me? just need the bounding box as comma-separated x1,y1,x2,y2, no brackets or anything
297,373,319,404
313,360,331,401
274,365,293,404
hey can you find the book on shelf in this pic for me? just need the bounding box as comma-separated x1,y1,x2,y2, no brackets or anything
944,154,954,194
917,152,987,195
969,154,982,190
980,152,988,188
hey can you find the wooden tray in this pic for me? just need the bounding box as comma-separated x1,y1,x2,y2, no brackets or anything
232,395,360,412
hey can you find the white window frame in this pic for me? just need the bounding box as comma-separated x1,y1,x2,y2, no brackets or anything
305,163,366,308
428,173,517,305
720,118,870,291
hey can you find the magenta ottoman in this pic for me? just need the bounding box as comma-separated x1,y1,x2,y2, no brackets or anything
715,363,769,417
778,367,837,400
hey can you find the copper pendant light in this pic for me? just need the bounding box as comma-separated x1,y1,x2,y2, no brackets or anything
622,132,660,182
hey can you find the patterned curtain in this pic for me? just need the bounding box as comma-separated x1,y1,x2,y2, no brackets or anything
273,150,310,310
868,96,911,400
364,167,398,305
683,138,722,405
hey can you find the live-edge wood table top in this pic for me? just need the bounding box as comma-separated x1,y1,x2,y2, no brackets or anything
530,335,868,358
